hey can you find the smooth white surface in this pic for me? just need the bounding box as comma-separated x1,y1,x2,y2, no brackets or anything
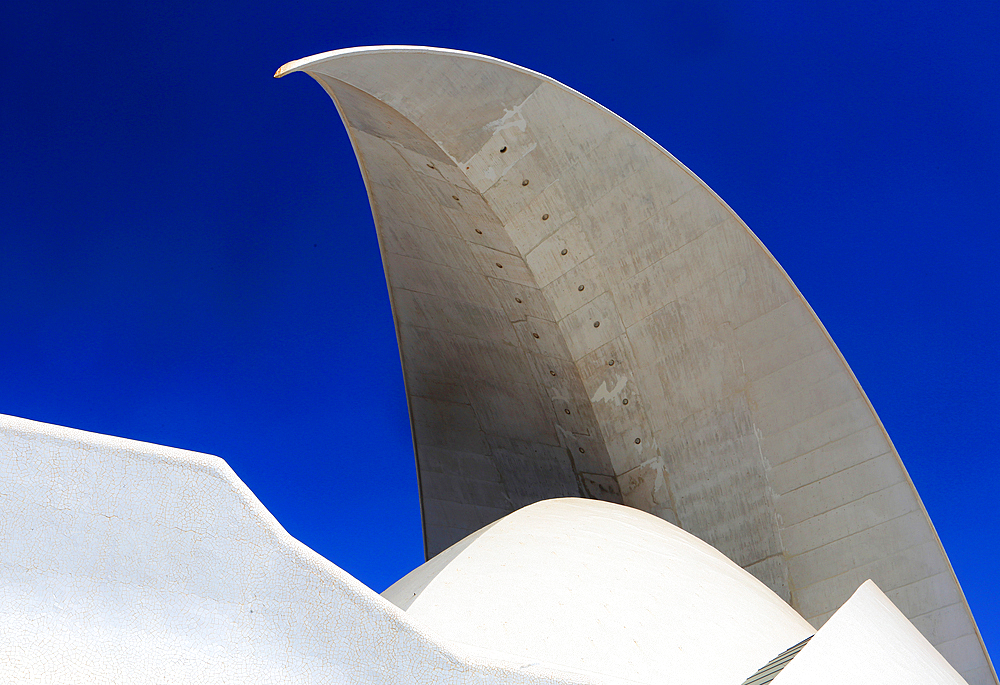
0,413,619,684
773,580,970,685
385,498,814,685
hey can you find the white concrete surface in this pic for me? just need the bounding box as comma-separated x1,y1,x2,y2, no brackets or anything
0,412,978,684
773,580,971,685
0,413,620,684
384,498,814,685
277,46,995,684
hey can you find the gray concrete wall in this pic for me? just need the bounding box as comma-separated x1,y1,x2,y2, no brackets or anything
280,46,995,685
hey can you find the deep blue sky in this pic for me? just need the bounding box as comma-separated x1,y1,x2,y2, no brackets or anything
3,0,996,660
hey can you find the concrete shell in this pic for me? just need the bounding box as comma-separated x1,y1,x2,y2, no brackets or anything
772,580,970,685
383,497,815,685
277,46,995,684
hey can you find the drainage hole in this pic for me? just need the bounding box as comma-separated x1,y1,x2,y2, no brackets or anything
622,398,629,405
542,213,550,221
475,228,483,234
578,285,585,292
608,359,615,366
500,146,507,153
635,438,642,445
521,179,529,186
452,195,460,201
495,263,504,269
549,370,557,376
593,321,601,328
532,332,540,339
564,409,571,415
560,248,568,256
426,163,435,169
515,297,522,303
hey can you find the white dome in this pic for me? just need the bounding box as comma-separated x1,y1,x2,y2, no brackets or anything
385,498,814,685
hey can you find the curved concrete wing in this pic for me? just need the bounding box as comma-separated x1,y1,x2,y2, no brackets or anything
383,497,814,685
277,46,995,683
0,414,617,684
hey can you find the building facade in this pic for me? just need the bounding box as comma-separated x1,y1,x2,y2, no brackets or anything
0,46,993,684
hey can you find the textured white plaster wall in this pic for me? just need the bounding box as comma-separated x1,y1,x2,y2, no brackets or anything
0,414,621,684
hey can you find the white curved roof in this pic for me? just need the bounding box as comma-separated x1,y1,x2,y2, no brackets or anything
773,580,969,685
384,497,814,685
277,46,995,684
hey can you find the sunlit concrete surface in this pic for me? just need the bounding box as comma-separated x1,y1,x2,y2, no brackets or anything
0,414,616,684
277,46,996,684
772,581,969,685
384,498,814,685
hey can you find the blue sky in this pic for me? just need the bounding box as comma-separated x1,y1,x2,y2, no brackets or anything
3,0,996,661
